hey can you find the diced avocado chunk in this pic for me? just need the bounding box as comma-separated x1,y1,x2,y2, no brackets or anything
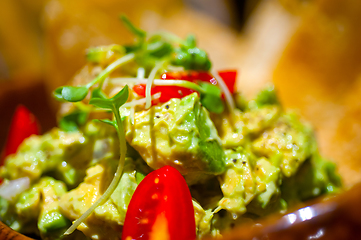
110,158,138,221
0,129,89,185
39,210,70,232
15,186,41,220
192,200,214,238
125,92,225,182
0,177,70,237
252,158,281,209
0,121,121,189
243,105,281,135
252,113,315,177
36,177,69,234
210,109,247,149
218,148,282,217
59,157,138,239
0,196,27,233
218,147,257,215
281,153,342,205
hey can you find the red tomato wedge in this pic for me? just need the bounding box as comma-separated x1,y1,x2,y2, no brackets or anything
132,70,237,104
122,166,196,240
1,105,40,165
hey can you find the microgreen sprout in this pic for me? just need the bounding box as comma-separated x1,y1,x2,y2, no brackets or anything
86,44,125,64
53,53,134,102
64,86,129,235
120,15,146,40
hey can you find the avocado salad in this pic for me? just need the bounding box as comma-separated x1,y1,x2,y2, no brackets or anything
0,17,341,240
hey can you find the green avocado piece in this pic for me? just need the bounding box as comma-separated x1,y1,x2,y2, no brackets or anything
15,186,41,221
281,153,342,205
38,210,69,232
0,129,89,185
218,147,257,215
110,158,139,223
1,177,70,237
35,178,69,234
252,113,315,177
125,92,225,183
0,121,122,189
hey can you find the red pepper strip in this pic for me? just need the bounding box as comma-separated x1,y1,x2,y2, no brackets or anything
132,70,237,104
133,83,194,104
218,70,237,94
122,166,196,240
1,105,40,166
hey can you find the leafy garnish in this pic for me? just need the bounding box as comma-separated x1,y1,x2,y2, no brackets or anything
54,86,89,102
63,86,129,235
254,85,280,108
119,16,211,71
183,34,196,49
90,85,129,110
86,44,125,64
146,39,173,58
171,34,211,71
194,98,226,174
120,15,146,40
90,87,108,99
94,119,118,130
59,110,89,132
53,53,134,103
198,82,224,114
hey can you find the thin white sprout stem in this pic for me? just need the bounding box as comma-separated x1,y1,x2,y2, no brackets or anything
110,78,202,93
121,93,161,108
211,70,235,116
145,62,163,109
85,53,135,89
64,107,127,235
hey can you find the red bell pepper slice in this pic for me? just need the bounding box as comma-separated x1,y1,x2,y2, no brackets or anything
1,105,40,166
122,166,196,240
132,70,237,104
218,70,237,94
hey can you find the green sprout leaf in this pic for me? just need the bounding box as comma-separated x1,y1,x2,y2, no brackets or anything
91,87,108,99
86,44,125,64
254,85,280,108
172,47,211,71
194,100,226,174
198,82,224,114
89,85,129,110
120,15,146,39
59,110,89,132
146,41,173,58
182,34,196,49
88,98,113,109
94,119,118,130
53,87,65,101
54,86,89,102
110,85,130,109
64,85,130,235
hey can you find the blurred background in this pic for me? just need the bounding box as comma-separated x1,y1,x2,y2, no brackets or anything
0,0,360,186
